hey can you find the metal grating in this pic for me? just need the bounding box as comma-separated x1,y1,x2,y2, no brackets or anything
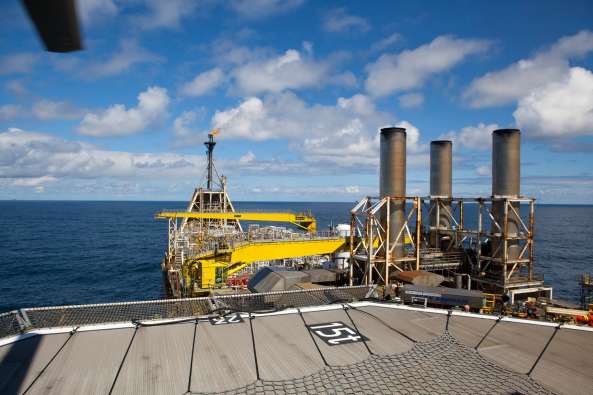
23,299,212,329
0,310,22,338
212,286,373,314
1,286,374,338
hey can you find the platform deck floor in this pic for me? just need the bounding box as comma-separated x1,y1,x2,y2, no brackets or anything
1,303,592,395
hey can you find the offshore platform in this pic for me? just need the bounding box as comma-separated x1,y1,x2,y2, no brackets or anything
157,127,555,307
157,130,348,297
348,128,553,303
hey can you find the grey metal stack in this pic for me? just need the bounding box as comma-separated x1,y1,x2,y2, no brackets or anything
429,140,453,248
380,127,406,259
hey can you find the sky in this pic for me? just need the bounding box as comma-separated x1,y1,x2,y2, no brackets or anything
1,0,592,203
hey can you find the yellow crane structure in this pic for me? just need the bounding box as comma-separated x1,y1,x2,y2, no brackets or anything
156,211,318,233
157,130,348,297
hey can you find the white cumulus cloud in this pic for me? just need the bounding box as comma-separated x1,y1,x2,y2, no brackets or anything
179,68,225,97
0,128,203,181
233,48,332,95
78,86,170,136
514,67,593,138
210,92,427,169
395,120,424,153
190,42,355,95
464,30,593,107
441,122,500,150
133,0,198,29
365,35,489,97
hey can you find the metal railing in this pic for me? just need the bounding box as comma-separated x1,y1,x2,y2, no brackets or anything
0,285,376,339
0,310,22,338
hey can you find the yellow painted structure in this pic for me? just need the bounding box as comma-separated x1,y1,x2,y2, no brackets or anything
157,211,317,232
158,132,350,297
187,238,346,289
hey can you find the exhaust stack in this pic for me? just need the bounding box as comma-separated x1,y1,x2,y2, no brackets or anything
492,129,521,260
380,127,406,259
429,140,452,247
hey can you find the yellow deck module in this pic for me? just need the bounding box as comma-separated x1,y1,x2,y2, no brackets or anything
157,131,350,297
156,211,317,232
193,238,346,289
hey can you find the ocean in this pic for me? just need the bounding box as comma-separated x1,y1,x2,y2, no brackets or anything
1,200,592,313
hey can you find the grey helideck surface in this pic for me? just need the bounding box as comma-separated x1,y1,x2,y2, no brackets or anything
357,306,447,342
191,318,256,393
0,332,70,394
27,328,134,395
252,313,325,381
477,321,556,374
448,314,497,348
301,309,369,366
343,307,414,355
111,322,194,395
531,327,593,395
2,303,592,394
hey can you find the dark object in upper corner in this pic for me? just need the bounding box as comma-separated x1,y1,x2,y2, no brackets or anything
22,0,83,52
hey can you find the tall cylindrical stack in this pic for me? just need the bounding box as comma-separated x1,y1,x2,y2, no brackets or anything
429,140,452,248
492,129,521,261
380,127,406,259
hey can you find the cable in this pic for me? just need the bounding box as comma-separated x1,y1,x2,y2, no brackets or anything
528,325,560,376
343,306,373,356
346,304,417,343
23,327,78,394
248,313,260,381
187,320,198,393
475,316,501,350
298,309,329,366
108,324,138,395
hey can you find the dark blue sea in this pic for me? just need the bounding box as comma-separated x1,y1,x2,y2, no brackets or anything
1,201,592,313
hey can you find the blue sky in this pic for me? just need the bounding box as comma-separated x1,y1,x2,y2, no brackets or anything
1,0,592,203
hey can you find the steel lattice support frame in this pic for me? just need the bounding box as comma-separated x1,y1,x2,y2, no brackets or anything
349,195,541,295
349,196,422,287
471,197,537,294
